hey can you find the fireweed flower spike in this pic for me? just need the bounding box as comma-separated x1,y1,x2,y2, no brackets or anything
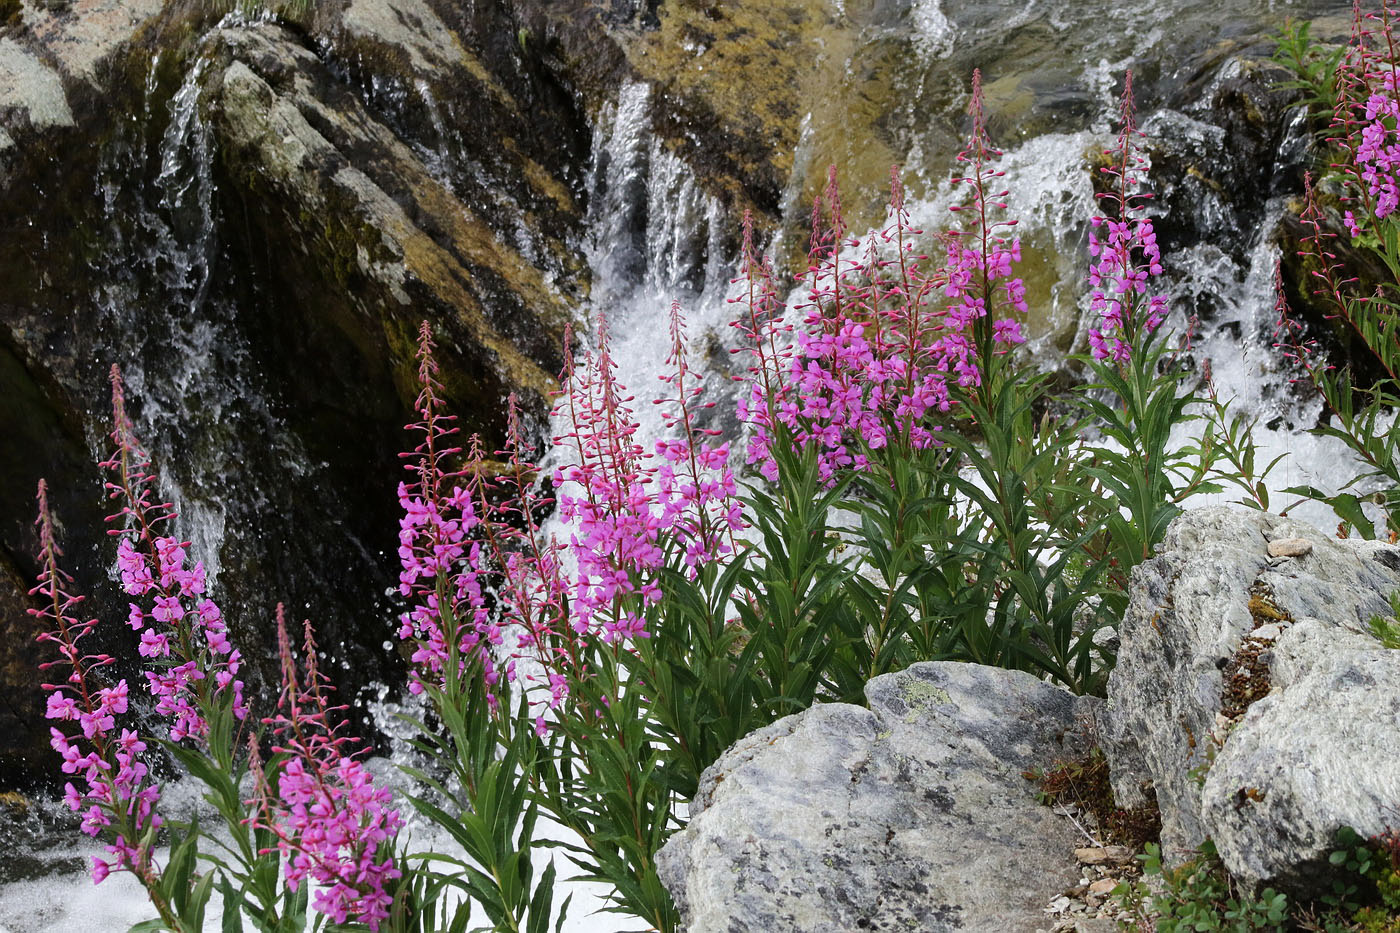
394,321,504,698
878,165,952,451
947,68,1028,380
253,606,403,931
553,312,665,642
731,211,794,482
29,481,167,897
490,392,570,717
1086,71,1168,364
101,365,247,740
1338,1,1400,230
653,301,744,574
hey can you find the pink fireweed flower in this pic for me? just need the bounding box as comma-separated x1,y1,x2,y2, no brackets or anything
553,315,666,638
395,323,503,697
1293,170,1384,380
653,301,744,576
1334,3,1400,229
28,480,163,886
252,608,403,932
945,69,1029,375
101,367,247,738
487,397,571,710
1086,71,1169,363
732,77,1030,485
730,211,797,482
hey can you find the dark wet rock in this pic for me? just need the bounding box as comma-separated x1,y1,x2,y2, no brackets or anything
206,20,569,418
0,0,591,778
0,554,47,787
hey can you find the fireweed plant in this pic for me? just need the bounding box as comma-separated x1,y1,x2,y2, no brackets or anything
1274,2,1400,536
28,70,1268,932
29,368,421,933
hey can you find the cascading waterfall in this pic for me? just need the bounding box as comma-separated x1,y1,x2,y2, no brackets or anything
569,80,736,447
93,30,312,592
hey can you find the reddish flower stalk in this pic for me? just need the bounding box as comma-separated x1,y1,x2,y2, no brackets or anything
252,606,403,931
653,301,743,574
731,212,795,482
395,322,501,697
493,397,571,704
731,77,1029,485
1086,71,1168,364
947,68,1027,377
1295,172,1400,381
29,480,165,890
101,365,247,740
1273,261,1330,388
877,166,948,450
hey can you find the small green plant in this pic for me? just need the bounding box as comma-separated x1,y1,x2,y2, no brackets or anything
1368,591,1400,649
1116,840,1289,932
1116,828,1400,932
1271,18,1346,136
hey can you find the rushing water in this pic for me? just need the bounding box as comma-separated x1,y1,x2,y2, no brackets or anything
0,0,1365,928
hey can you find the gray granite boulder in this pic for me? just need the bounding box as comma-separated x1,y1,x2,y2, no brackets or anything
655,662,1101,933
1200,618,1400,890
1103,507,1400,891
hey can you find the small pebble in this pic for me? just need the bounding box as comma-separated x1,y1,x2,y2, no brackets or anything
1073,845,1134,865
1268,537,1313,558
1252,623,1282,641
1088,878,1118,896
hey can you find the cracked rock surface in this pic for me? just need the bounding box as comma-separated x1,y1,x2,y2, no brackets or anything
655,662,1101,933
1103,507,1400,892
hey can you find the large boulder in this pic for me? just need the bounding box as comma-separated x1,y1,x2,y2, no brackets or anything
1103,507,1400,892
656,662,1101,933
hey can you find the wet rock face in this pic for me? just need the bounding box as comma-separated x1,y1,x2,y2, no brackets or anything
0,0,597,787
206,20,569,422
0,556,47,784
656,662,1101,933
1103,507,1400,895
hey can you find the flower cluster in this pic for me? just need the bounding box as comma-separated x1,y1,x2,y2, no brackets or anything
396,314,744,735
734,73,1028,482
1333,5,1400,234
1086,71,1168,363
1356,79,1400,222
945,69,1028,360
731,212,796,481
491,397,569,728
29,480,161,884
654,302,743,574
253,609,403,931
102,366,247,739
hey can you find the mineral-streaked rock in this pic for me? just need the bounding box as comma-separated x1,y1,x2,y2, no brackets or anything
1104,507,1400,894
656,662,1101,933
1267,537,1313,558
